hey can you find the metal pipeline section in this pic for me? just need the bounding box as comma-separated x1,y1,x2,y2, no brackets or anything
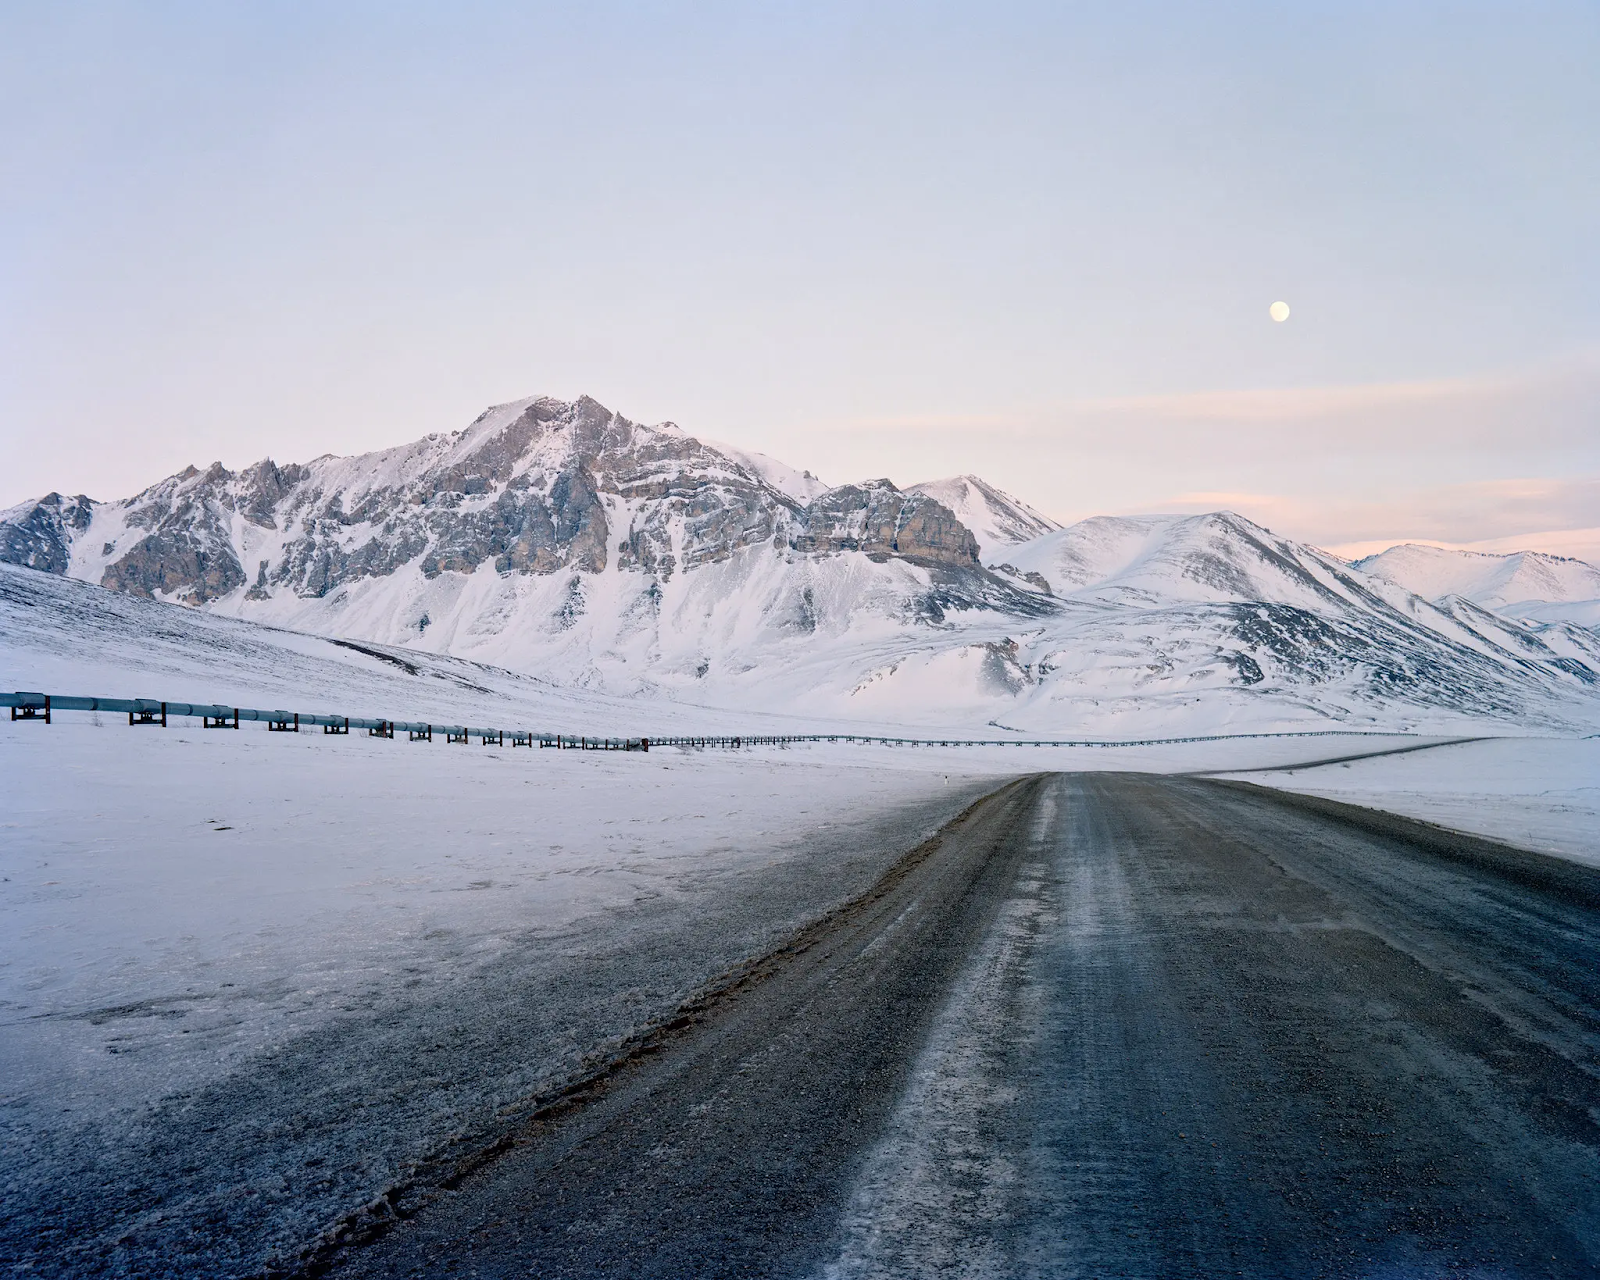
5,690,1422,751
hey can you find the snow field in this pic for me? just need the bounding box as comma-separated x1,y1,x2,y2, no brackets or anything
1221,737,1600,868
1,709,1486,1125
3,690,1592,1275
0,719,1009,1119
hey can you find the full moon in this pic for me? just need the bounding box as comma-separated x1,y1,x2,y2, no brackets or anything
1269,300,1291,322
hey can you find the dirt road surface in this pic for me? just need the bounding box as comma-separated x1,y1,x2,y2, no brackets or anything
337,774,1600,1279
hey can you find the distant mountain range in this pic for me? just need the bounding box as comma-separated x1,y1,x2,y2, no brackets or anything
4,394,1598,734
1355,543,1600,628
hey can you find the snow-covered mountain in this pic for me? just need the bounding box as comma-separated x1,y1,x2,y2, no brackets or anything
0,394,1047,690
868,511,1600,734
906,475,1060,558
24,396,1002,603
1354,543,1600,627
4,394,1598,735
0,492,95,575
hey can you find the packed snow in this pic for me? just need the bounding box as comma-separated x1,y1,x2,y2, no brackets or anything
1219,736,1600,869
1355,542,1600,623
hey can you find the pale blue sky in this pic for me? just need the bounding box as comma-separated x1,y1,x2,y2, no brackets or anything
3,2,1596,547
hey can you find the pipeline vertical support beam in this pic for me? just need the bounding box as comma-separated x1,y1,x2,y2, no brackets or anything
10,694,50,724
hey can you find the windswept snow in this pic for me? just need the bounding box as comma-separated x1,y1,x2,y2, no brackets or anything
907,475,1061,557
701,438,831,503
1220,737,1600,869
0,713,1018,1276
1355,542,1600,620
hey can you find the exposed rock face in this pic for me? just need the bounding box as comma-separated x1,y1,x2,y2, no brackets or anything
101,531,246,603
99,465,247,603
980,637,1035,694
0,395,1013,611
796,481,980,566
0,493,96,575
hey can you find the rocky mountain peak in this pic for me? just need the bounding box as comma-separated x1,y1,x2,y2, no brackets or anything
0,394,1010,613
0,492,98,575
3,403,1598,731
906,474,1061,558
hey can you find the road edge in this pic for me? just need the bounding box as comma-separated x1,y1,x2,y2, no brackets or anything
267,775,1041,1280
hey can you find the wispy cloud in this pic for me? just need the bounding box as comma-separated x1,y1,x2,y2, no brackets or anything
1089,380,1487,424
780,349,1600,549
809,347,1600,445
1142,476,1600,553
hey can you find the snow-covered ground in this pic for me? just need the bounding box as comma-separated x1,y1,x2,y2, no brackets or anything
10,721,1576,1144
1218,737,1600,868
1,714,1025,1274
8,711,1475,1276
0,726,966,1101
5,550,1598,1275
6,561,1592,1129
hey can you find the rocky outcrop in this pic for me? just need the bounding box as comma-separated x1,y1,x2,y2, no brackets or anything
0,395,1025,616
0,493,96,575
95,465,246,604
235,459,308,529
795,481,980,566
102,529,246,603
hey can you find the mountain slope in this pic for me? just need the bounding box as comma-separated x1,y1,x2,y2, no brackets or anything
1355,543,1600,619
907,475,1061,558
0,492,96,574
843,511,1600,734
4,398,1598,735
1,395,1051,695
14,396,1046,605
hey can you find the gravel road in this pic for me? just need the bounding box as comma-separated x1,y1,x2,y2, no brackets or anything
0,779,997,1279
337,773,1600,1279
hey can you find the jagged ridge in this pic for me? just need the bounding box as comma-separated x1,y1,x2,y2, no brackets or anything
3,396,1598,734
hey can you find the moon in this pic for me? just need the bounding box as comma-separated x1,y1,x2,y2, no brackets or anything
1269,300,1291,323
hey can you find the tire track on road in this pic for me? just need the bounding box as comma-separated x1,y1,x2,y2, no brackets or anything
331,773,1600,1279
328,776,1050,1279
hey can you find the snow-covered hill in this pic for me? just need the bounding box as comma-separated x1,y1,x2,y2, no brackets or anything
0,395,1048,680
905,475,1060,558
4,395,1599,735
1354,543,1600,626
1003,512,1363,606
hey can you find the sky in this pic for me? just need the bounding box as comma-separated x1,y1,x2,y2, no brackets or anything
2,1,1597,553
